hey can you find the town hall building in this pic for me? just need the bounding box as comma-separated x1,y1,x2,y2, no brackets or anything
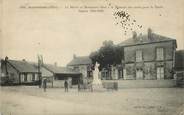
119,29,177,80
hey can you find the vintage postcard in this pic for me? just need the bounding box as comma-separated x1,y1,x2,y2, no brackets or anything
0,0,184,115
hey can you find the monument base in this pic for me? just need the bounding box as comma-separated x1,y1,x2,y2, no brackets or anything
92,83,106,92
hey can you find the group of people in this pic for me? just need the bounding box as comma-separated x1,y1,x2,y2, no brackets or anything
42,79,69,92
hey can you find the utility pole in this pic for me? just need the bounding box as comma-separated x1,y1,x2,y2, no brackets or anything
37,55,41,88
5,56,9,81
37,42,42,88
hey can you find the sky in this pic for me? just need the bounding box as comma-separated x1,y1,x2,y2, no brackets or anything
1,0,184,66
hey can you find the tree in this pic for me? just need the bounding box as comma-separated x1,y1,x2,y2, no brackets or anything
89,40,123,71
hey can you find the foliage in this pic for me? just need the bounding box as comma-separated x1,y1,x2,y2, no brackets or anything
89,40,123,71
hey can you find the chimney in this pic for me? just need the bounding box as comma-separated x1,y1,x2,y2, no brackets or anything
40,55,44,65
5,56,8,61
73,54,76,59
132,31,137,41
4,56,9,77
139,33,143,42
54,62,57,67
148,28,153,41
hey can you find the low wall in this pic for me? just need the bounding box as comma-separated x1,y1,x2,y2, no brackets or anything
176,80,184,88
52,80,64,88
51,80,73,88
102,80,177,88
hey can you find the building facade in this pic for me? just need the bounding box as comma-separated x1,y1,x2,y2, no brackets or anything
119,29,177,80
67,55,93,82
1,57,40,85
43,64,81,86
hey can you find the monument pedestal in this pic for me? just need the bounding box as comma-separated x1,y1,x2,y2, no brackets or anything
92,83,106,92
92,78,105,91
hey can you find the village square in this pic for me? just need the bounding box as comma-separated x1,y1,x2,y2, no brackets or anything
1,28,184,115
1,0,184,115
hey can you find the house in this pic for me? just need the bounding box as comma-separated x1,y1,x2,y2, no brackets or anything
67,55,93,82
1,57,40,85
42,64,81,87
118,29,177,80
174,50,184,80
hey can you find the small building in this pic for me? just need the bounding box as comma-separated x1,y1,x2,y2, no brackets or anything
1,57,40,85
118,29,177,80
42,64,81,87
67,55,93,82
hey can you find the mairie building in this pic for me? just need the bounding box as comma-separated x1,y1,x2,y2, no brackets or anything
118,29,177,80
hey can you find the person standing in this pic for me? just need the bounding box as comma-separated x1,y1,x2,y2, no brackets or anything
78,80,80,92
64,80,68,92
43,79,47,92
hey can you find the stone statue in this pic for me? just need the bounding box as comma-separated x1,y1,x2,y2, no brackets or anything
92,62,105,91
92,62,102,85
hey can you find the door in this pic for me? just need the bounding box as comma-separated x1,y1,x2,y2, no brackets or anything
157,67,164,79
136,69,143,79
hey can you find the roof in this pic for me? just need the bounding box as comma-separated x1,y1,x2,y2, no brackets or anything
118,33,176,47
43,64,81,74
175,50,184,71
67,56,92,66
7,60,39,73
40,67,53,77
31,63,53,77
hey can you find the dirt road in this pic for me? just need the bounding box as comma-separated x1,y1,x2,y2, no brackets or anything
0,86,184,115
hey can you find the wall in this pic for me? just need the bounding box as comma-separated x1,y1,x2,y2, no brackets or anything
102,80,177,88
79,65,88,78
20,73,39,83
1,61,19,83
124,41,174,63
52,80,65,88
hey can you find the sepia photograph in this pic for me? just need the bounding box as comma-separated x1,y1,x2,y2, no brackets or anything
0,0,184,115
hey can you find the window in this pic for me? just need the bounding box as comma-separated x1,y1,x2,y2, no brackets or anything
27,74,32,82
156,48,164,60
20,74,24,82
74,66,79,71
10,73,14,77
157,67,164,79
24,74,27,82
136,50,143,62
136,69,143,79
87,71,92,77
32,74,35,81
123,69,126,79
35,74,38,81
